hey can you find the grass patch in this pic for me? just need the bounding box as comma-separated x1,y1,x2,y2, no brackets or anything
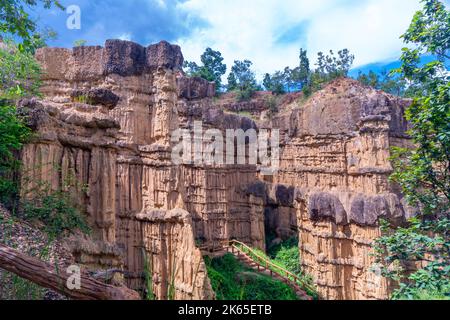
265,237,318,299
205,253,298,300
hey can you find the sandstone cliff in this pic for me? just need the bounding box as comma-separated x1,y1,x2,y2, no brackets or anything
267,79,412,299
19,39,412,300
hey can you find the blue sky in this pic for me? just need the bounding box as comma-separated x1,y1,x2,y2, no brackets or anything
29,0,449,78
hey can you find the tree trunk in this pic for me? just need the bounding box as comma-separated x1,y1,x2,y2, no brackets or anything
0,243,141,300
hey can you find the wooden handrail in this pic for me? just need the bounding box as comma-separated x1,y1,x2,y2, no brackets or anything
228,240,316,294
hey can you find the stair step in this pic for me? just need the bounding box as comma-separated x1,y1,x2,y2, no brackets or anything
226,245,313,300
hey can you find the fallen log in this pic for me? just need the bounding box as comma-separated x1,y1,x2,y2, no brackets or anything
0,243,141,300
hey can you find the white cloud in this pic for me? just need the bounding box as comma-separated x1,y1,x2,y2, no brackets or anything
175,0,423,79
117,32,132,41
153,0,168,9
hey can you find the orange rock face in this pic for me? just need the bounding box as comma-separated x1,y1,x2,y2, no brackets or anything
20,40,412,300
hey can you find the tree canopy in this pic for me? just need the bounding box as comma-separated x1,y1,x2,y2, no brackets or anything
357,70,407,97
374,0,450,300
184,47,227,94
227,59,259,101
0,0,63,52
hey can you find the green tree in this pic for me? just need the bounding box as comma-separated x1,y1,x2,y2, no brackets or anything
0,0,63,52
0,41,36,206
357,70,380,88
291,48,311,90
374,0,450,300
379,70,407,97
184,47,227,94
357,69,407,97
283,66,293,92
304,48,355,95
263,71,286,95
226,72,237,91
315,49,354,78
227,59,258,101
262,73,272,91
0,40,42,100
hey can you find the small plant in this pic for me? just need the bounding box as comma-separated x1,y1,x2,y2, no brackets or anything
72,94,94,105
236,87,255,102
141,249,155,300
73,39,87,47
265,95,279,114
20,170,91,240
20,189,90,240
167,252,179,300
73,95,87,103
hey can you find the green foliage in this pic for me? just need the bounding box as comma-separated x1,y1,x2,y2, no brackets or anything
73,39,87,47
0,40,42,99
303,49,355,95
20,178,91,240
264,95,279,114
315,49,355,77
263,71,285,95
293,48,311,89
0,41,39,206
227,60,259,101
265,237,318,298
0,105,30,205
141,249,155,300
0,41,40,208
0,0,63,52
267,237,301,275
357,70,380,88
167,253,178,300
357,70,407,96
263,50,311,94
374,0,450,300
184,48,227,94
205,253,298,300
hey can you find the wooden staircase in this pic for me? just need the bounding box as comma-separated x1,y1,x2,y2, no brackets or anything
224,240,314,300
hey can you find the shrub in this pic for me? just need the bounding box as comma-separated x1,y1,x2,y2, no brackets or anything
0,105,31,207
20,176,90,240
236,87,256,102
265,95,279,114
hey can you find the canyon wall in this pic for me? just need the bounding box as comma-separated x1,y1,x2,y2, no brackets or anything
20,40,411,300
22,40,265,299
269,79,412,299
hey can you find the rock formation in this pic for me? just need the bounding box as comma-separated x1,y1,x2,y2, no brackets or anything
17,39,412,300
268,79,412,299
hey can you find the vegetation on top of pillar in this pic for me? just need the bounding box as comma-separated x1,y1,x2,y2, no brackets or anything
373,0,450,300
183,47,227,94
227,59,260,102
357,70,408,97
262,47,354,98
